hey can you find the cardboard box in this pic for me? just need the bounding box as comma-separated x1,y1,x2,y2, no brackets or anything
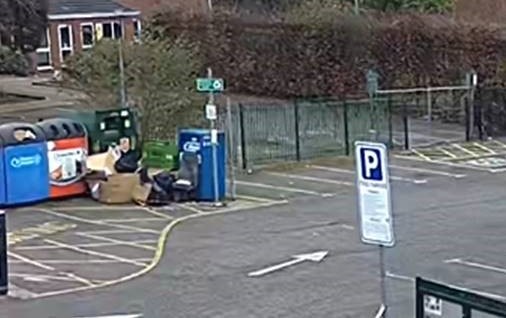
88,173,139,204
132,183,152,206
86,148,121,175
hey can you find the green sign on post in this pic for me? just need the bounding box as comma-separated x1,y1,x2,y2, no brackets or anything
196,78,225,93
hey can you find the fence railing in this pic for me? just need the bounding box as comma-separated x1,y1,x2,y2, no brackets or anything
218,97,392,169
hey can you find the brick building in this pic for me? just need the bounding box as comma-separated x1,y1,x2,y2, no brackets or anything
36,0,141,71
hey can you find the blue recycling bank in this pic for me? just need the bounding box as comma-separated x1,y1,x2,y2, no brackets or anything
0,123,50,206
178,129,226,201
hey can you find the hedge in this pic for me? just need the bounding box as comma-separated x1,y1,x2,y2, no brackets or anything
152,12,506,98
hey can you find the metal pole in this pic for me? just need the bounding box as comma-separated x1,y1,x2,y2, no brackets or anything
208,68,220,206
0,210,8,296
354,0,360,14
226,96,236,200
379,245,388,318
118,17,126,109
427,87,432,123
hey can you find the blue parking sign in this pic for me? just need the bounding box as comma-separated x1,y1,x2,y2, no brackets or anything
359,147,383,182
355,141,395,247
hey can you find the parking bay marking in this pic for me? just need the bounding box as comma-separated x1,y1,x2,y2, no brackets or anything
14,240,158,251
388,164,466,179
44,239,148,267
235,180,330,196
36,208,160,234
9,259,152,265
77,232,156,251
445,258,506,275
266,171,354,186
73,314,143,318
308,165,427,184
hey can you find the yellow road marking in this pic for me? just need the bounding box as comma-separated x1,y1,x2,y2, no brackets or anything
473,142,496,154
30,199,288,300
438,147,458,158
452,144,477,157
412,149,432,161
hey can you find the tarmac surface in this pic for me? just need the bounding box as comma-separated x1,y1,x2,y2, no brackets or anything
0,139,505,317
1,76,505,317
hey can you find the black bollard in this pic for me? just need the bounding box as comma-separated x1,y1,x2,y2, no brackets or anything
0,210,7,296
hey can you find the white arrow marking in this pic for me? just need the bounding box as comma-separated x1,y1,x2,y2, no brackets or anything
73,314,143,318
248,251,328,277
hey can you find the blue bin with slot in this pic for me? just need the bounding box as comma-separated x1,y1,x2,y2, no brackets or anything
178,129,226,201
0,123,50,206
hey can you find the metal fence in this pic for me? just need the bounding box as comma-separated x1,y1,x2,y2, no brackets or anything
475,87,506,140
217,97,392,169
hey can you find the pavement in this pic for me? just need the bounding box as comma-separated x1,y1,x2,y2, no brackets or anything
0,142,504,317
0,76,88,124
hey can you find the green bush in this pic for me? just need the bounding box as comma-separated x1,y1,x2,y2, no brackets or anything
0,46,29,76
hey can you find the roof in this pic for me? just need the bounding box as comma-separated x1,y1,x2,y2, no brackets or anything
48,0,140,20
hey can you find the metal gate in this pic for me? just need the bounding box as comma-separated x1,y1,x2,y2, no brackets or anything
416,277,506,318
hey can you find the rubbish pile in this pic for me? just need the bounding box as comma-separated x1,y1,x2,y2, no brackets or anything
85,138,199,205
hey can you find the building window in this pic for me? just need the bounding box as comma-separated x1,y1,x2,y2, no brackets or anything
113,22,122,39
103,23,113,38
133,19,141,41
81,23,94,48
58,24,73,63
99,21,123,40
36,29,51,70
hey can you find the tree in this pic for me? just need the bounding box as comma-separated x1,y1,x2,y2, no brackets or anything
63,29,204,142
0,0,48,52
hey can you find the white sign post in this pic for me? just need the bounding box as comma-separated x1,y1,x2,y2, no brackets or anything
355,141,395,318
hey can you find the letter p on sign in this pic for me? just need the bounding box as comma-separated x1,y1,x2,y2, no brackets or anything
360,148,383,181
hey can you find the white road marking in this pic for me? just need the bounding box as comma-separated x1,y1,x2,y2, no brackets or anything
452,143,477,157
36,208,159,234
473,142,496,154
394,155,492,171
9,259,152,265
445,258,506,275
49,206,144,211
44,239,147,267
14,240,158,251
385,271,415,282
236,180,327,196
101,218,165,223
77,232,156,251
375,305,386,318
174,203,204,214
235,195,276,203
248,251,328,277
79,230,154,235
7,251,55,271
139,207,174,220
388,164,466,178
10,273,78,282
73,314,143,318
266,171,353,186
309,165,427,184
